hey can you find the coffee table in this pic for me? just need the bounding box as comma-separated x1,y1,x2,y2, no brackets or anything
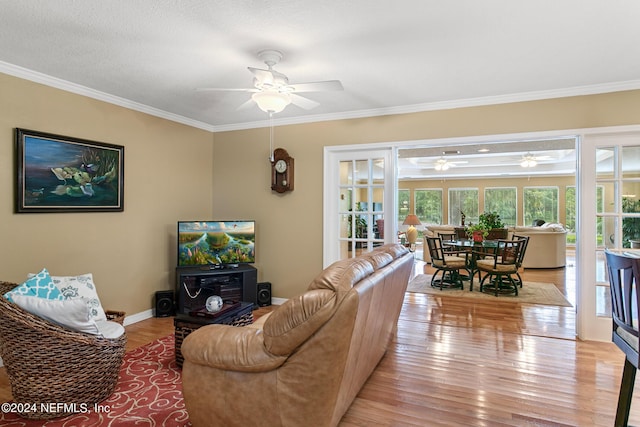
174,301,254,367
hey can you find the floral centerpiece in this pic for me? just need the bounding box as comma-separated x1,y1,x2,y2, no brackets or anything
466,223,488,242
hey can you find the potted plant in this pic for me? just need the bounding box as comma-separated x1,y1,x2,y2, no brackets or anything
478,211,507,240
466,223,488,242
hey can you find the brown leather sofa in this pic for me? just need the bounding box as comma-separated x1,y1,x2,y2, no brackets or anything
181,243,414,427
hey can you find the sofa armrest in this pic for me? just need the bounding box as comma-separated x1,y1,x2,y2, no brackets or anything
182,324,287,372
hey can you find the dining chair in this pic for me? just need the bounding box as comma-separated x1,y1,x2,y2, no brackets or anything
511,234,530,287
426,237,469,290
475,239,525,296
604,250,640,427
437,232,461,255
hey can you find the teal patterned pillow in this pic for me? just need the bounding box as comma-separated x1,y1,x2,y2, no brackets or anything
4,268,63,303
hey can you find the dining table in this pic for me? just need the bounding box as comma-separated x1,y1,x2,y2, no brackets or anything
441,239,500,291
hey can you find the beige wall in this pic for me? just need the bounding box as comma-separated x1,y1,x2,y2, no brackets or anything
213,90,640,299
0,73,213,315
3,69,640,308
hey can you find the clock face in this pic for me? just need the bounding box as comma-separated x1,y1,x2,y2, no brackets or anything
275,159,287,173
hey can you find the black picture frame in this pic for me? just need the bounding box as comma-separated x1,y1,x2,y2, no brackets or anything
15,128,124,213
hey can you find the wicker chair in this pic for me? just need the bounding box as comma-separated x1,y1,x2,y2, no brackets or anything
0,281,127,420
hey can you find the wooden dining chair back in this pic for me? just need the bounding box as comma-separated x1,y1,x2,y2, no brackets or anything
604,250,640,427
475,239,524,296
426,237,469,290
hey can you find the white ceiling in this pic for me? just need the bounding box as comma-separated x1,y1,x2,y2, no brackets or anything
0,1,639,133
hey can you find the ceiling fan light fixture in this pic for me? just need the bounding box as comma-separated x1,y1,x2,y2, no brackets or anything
252,91,291,113
520,153,537,168
435,158,451,171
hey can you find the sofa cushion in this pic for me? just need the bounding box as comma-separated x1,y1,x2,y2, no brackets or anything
95,320,126,339
308,258,374,293
263,289,338,356
4,268,63,303
359,250,394,270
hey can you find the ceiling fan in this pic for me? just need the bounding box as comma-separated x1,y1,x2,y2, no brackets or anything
518,152,552,168
434,157,467,171
197,49,343,113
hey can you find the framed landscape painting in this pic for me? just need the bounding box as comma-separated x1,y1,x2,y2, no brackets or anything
15,128,124,213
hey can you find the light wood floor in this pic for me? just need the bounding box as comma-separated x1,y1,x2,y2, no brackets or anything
1,254,638,425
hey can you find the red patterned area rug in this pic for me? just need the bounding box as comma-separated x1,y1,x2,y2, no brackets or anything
0,334,191,426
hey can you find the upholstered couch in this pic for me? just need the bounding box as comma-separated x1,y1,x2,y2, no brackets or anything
181,243,414,427
509,224,567,268
423,223,567,268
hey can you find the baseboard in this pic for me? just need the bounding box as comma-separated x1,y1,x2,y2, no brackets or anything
123,308,153,326
271,297,286,306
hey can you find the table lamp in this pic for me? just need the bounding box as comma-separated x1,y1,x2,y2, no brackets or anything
403,214,422,244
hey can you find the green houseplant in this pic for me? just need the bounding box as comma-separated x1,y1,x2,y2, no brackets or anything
466,223,488,242
478,211,505,229
478,211,507,240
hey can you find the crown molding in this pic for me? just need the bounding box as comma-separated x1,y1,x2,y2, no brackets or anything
0,61,217,132
215,79,640,132
3,60,640,134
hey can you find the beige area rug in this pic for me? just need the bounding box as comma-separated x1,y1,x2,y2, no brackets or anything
407,274,572,307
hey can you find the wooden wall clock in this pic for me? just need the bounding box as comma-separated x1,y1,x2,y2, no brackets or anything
271,148,294,193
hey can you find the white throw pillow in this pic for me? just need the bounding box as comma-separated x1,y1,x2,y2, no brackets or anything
29,272,107,322
12,294,101,335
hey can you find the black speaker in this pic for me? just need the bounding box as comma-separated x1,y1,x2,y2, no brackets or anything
155,290,175,317
257,282,271,307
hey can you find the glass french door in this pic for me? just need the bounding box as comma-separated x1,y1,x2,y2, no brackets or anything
578,131,640,341
323,147,396,267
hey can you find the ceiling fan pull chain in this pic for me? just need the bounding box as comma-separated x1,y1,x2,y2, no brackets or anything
269,111,275,162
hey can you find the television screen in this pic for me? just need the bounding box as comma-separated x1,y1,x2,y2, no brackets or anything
178,220,255,267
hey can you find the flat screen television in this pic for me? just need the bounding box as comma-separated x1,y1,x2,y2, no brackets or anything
177,220,255,267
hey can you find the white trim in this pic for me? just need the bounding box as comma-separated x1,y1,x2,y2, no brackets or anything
123,308,154,326
323,147,396,267
3,59,640,133
215,80,640,132
0,61,217,132
324,124,640,342
271,297,287,306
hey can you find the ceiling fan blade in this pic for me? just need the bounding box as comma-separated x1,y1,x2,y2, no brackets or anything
290,94,320,110
236,98,256,111
289,80,343,93
248,67,274,84
195,87,256,93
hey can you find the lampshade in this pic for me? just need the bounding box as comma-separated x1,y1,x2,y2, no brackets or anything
402,214,422,226
403,214,421,244
252,91,291,113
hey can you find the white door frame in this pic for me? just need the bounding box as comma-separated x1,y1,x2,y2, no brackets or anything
323,124,640,341
323,145,397,267
577,129,640,341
